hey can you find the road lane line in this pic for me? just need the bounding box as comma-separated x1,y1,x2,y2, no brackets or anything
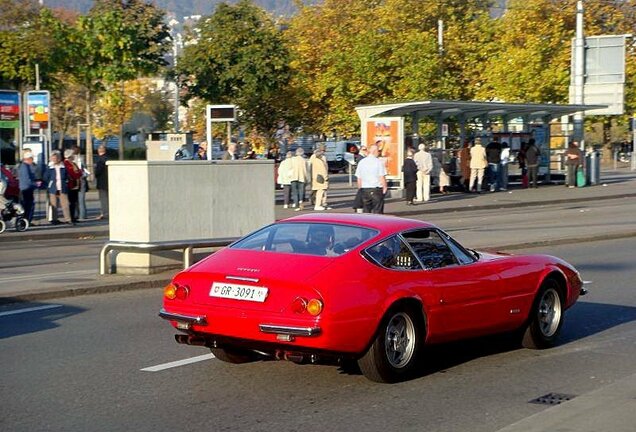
0,304,63,317
140,353,216,372
0,269,95,283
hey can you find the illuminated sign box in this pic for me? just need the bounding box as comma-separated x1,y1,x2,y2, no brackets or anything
207,105,236,122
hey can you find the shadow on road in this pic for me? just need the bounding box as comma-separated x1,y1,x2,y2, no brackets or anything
0,300,86,339
339,300,636,380
559,300,636,344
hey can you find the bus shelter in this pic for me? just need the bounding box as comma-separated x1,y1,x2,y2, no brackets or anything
355,100,605,186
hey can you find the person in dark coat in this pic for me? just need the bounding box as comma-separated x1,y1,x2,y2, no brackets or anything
43,150,72,224
18,149,39,222
485,138,502,192
524,139,540,188
402,149,418,205
94,145,109,219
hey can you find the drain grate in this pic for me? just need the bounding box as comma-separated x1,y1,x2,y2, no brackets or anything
529,393,576,406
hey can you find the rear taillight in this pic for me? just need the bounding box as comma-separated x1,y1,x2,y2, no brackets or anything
289,297,323,316
306,299,323,316
175,284,190,300
164,284,177,300
164,283,189,300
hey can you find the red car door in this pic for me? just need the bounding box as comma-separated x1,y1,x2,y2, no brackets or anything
428,261,505,339
401,229,505,340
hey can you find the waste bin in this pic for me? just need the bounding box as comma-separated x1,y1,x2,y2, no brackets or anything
586,151,601,185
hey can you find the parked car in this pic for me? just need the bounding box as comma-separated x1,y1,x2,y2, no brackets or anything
159,214,585,383
322,140,360,173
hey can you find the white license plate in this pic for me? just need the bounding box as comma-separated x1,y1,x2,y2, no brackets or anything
210,282,269,303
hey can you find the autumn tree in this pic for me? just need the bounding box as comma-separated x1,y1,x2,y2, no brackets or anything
0,0,64,90
286,0,495,135
176,0,292,137
55,0,170,162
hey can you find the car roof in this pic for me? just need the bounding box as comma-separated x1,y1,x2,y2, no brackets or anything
280,213,436,237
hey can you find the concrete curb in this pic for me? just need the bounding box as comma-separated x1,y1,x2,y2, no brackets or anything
0,277,172,305
390,192,636,217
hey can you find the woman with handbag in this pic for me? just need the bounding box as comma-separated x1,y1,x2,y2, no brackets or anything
310,148,331,211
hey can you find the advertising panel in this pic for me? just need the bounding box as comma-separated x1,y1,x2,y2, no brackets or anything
0,90,21,129
26,91,50,133
365,118,403,179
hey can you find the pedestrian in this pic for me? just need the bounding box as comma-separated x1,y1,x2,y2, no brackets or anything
413,143,433,202
525,139,540,188
402,148,418,205
43,150,72,225
290,147,308,211
499,142,510,191
518,142,528,188
222,142,239,160
17,149,39,222
72,145,89,220
459,141,471,191
438,155,451,195
94,145,109,219
194,141,208,160
564,141,582,188
430,152,444,194
469,138,487,193
355,142,387,214
352,145,367,213
310,148,331,210
486,138,502,192
277,151,293,208
63,149,83,223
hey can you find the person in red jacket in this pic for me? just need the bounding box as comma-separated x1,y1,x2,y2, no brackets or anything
63,149,83,223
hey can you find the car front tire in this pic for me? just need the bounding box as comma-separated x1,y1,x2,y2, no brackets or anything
358,307,423,383
522,278,564,349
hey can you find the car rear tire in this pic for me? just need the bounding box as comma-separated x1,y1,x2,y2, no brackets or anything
522,278,564,349
0,220,5,234
210,347,256,364
357,307,422,383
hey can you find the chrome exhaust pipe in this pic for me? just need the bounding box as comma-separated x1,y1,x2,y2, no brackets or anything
174,334,208,346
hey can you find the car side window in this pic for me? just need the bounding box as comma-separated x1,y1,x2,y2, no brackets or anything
439,232,476,265
365,235,422,270
401,229,458,270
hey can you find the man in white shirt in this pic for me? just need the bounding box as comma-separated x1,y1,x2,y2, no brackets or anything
413,143,433,202
355,142,387,213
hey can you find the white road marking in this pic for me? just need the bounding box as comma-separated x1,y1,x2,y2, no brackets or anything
0,304,63,317
140,353,216,372
0,269,94,283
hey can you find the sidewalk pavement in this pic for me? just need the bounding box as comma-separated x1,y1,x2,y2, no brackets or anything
2,169,636,245
496,372,636,432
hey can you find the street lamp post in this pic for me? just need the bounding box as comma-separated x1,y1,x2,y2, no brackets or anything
573,0,585,145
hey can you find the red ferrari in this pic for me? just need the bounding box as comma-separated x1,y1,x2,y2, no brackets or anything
160,213,585,383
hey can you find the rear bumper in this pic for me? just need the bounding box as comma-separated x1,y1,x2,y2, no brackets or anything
160,304,374,353
259,324,321,337
159,309,207,326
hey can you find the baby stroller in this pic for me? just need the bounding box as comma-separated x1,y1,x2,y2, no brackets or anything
0,177,28,233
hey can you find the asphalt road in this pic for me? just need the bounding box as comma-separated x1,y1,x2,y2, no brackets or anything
2,237,636,432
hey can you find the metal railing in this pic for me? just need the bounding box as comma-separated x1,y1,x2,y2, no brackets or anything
99,237,238,275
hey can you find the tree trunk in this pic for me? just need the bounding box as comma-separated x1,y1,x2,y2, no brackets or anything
119,121,125,160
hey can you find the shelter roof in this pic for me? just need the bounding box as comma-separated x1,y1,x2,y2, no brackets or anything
355,99,607,121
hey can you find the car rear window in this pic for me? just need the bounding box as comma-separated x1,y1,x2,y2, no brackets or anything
231,223,378,257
